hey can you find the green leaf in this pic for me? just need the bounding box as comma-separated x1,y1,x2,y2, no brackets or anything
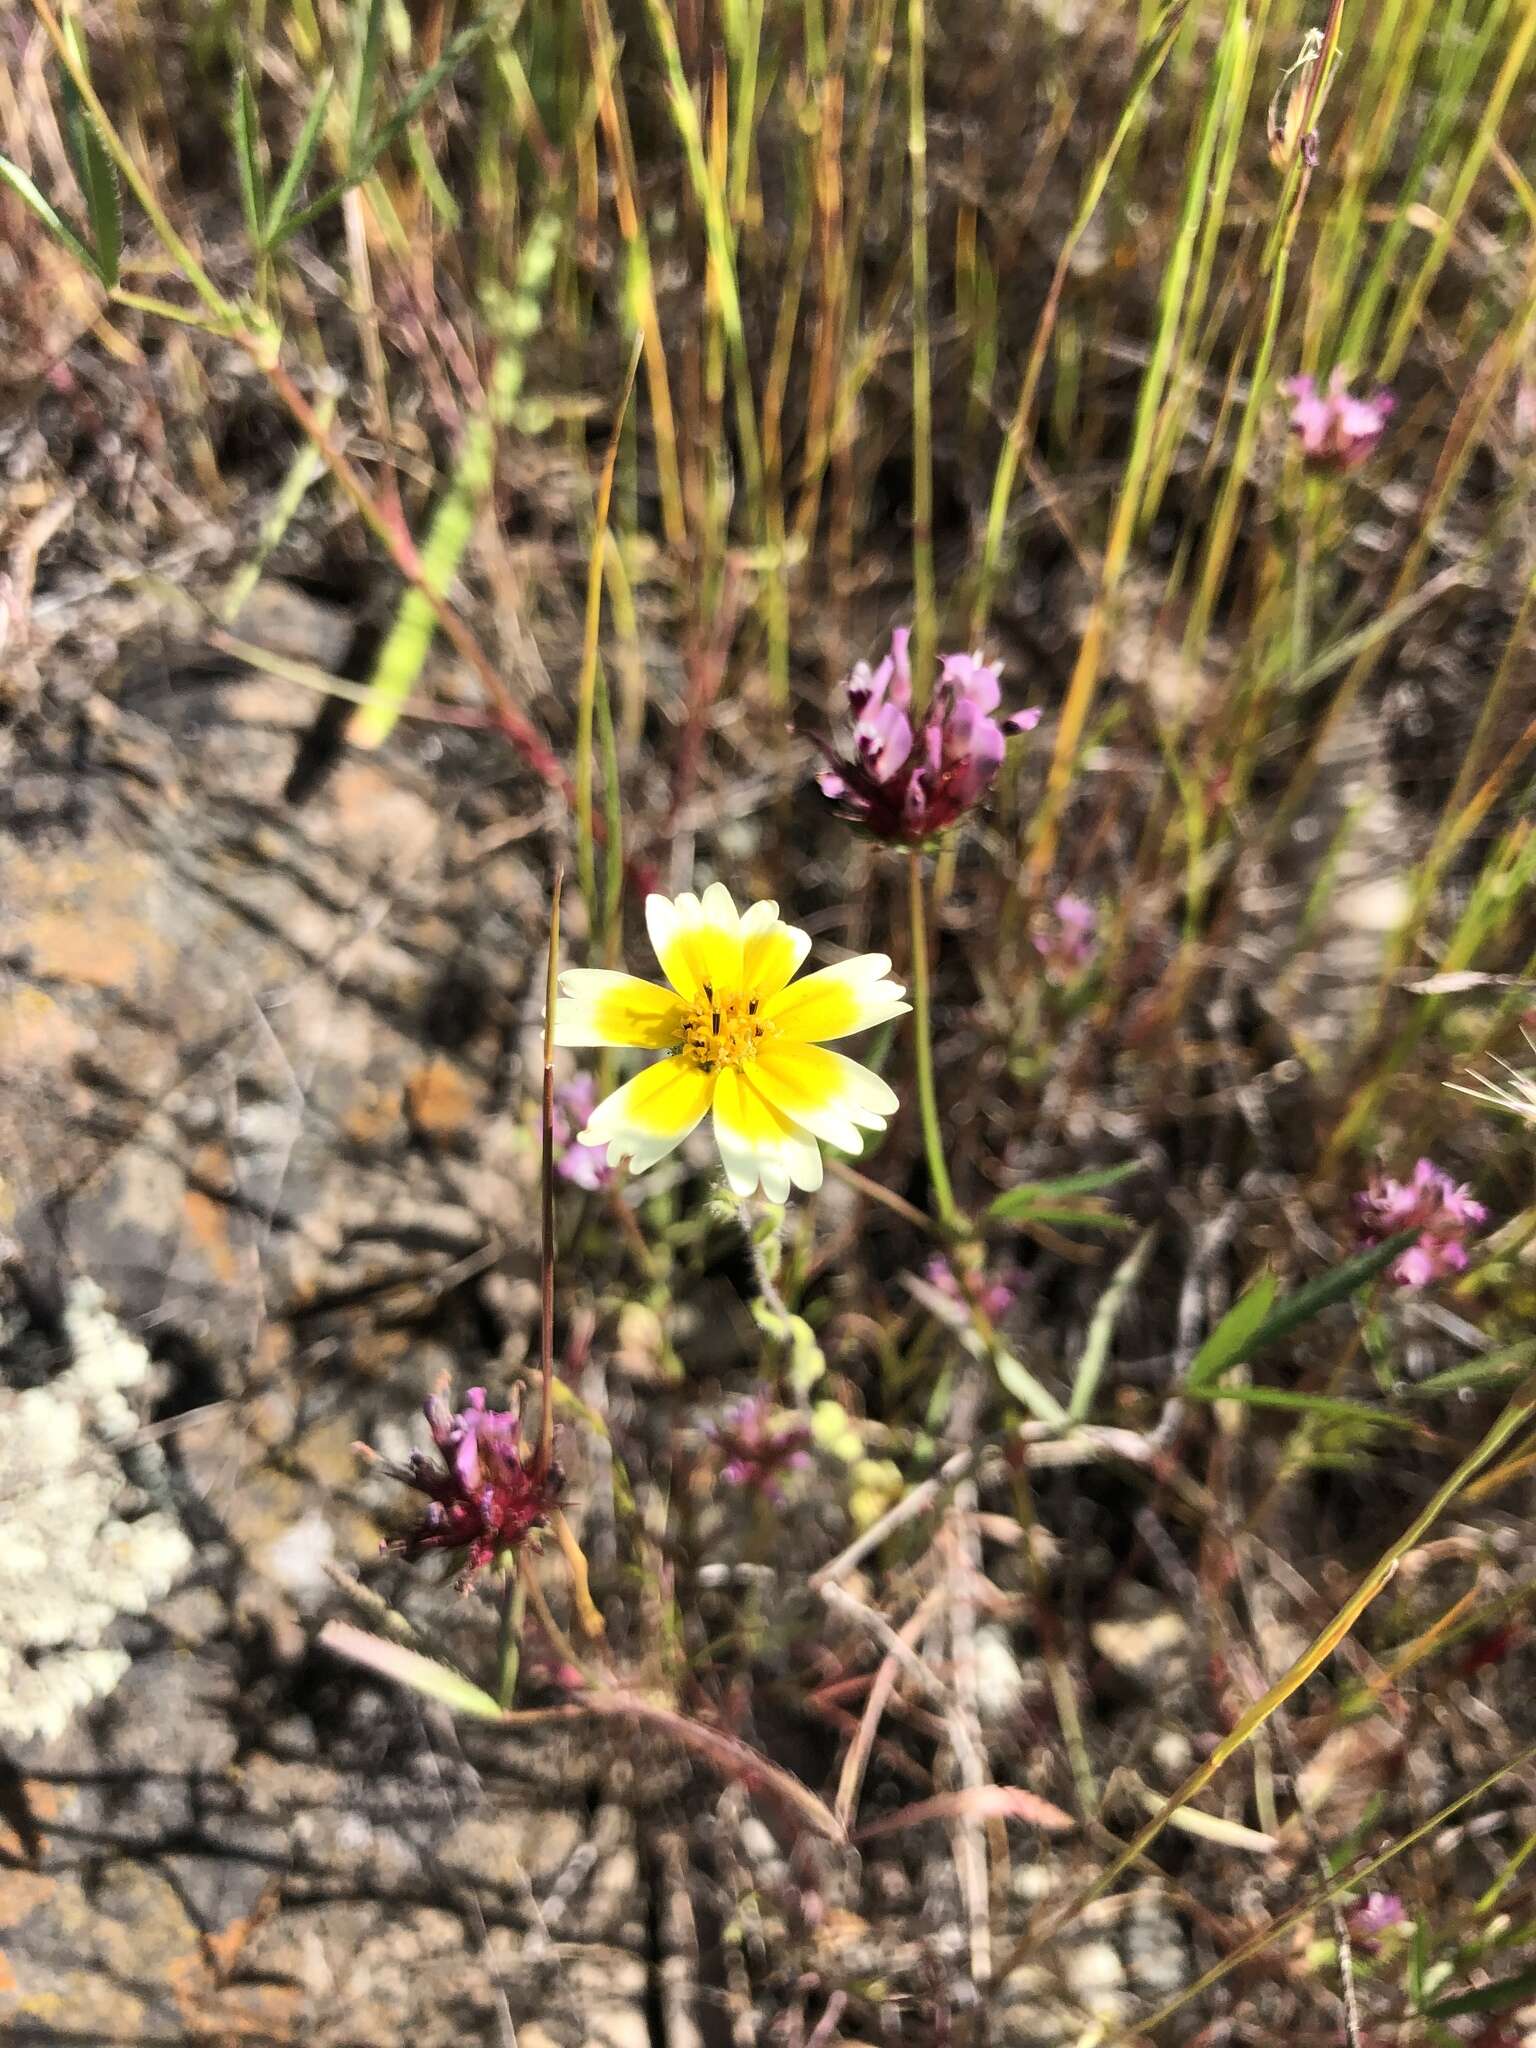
1239,1234,1416,1359
232,67,267,243
319,1620,505,1719
1425,1961,1536,2019
0,155,99,278
1400,1337,1536,1400
1186,1236,1416,1393
58,17,120,287
263,70,333,247
1186,1271,1278,1392
987,1159,1142,1219
1181,1384,1418,1432
1004,1204,1136,1233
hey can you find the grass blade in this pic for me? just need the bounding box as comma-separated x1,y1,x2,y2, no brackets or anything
263,69,333,247
0,154,99,278
320,1620,505,1719
232,67,267,244
59,16,121,286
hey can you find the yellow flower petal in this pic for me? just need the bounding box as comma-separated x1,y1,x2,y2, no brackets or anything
580,1054,715,1173
712,1067,823,1203
554,970,686,1049
646,887,743,999
761,953,910,1044
750,1044,897,1153
740,899,812,1001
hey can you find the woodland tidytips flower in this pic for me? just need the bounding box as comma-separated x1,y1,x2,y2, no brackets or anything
817,628,1040,845
375,1387,559,1586
1356,1158,1486,1287
555,884,907,1201
1284,369,1394,470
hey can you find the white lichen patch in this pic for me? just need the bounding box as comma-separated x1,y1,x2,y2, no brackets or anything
0,1280,193,1743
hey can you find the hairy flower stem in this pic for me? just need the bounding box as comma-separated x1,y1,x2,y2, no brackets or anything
907,851,960,1232
496,1553,527,1710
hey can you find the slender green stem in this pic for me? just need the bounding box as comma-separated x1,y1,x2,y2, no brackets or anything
907,850,959,1230
537,872,563,1482
496,1553,527,1709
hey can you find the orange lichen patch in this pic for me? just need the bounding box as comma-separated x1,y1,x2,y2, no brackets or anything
404,1055,477,1141
3,850,175,995
341,1082,404,1146
0,987,88,1070
0,1949,16,1994
185,1191,243,1285
0,1871,58,1931
328,759,439,865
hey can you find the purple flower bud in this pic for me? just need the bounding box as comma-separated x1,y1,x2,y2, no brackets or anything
1284,369,1394,471
817,630,1039,845
1356,1158,1486,1287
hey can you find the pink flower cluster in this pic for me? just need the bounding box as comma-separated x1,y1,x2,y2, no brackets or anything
704,1392,812,1503
1348,1892,1407,1947
924,1254,1020,1323
818,628,1040,845
1284,369,1394,471
553,1073,612,1190
376,1386,559,1584
1032,893,1097,985
1356,1158,1486,1287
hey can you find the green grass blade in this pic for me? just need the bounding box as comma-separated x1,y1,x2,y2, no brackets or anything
263,68,333,246
1185,1271,1279,1392
349,0,388,153
987,1160,1143,1218
319,1620,505,1719
0,155,99,278
232,67,267,244
1179,1384,1418,1433
1190,1235,1416,1391
59,16,121,287
353,211,560,749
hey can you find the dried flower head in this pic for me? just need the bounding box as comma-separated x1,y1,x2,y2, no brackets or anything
817,628,1040,846
1450,1032,1536,1127
1032,893,1098,985
1267,26,1330,170
373,1386,560,1586
555,884,906,1201
1356,1158,1486,1287
1284,369,1395,471
553,1073,612,1190
704,1393,812,1502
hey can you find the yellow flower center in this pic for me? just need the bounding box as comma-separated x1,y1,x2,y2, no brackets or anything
679,982,771,1072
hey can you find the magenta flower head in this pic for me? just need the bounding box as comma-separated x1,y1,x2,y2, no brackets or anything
373,1386,560,1586
1348,1893,1407,1949
1356,1158,1486,1287
1284,369,1395,471
1032,893,1098,985
817,628,1040,846
704,1392,812,1503
924,1254,1019,1324
552,1073,612,1190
